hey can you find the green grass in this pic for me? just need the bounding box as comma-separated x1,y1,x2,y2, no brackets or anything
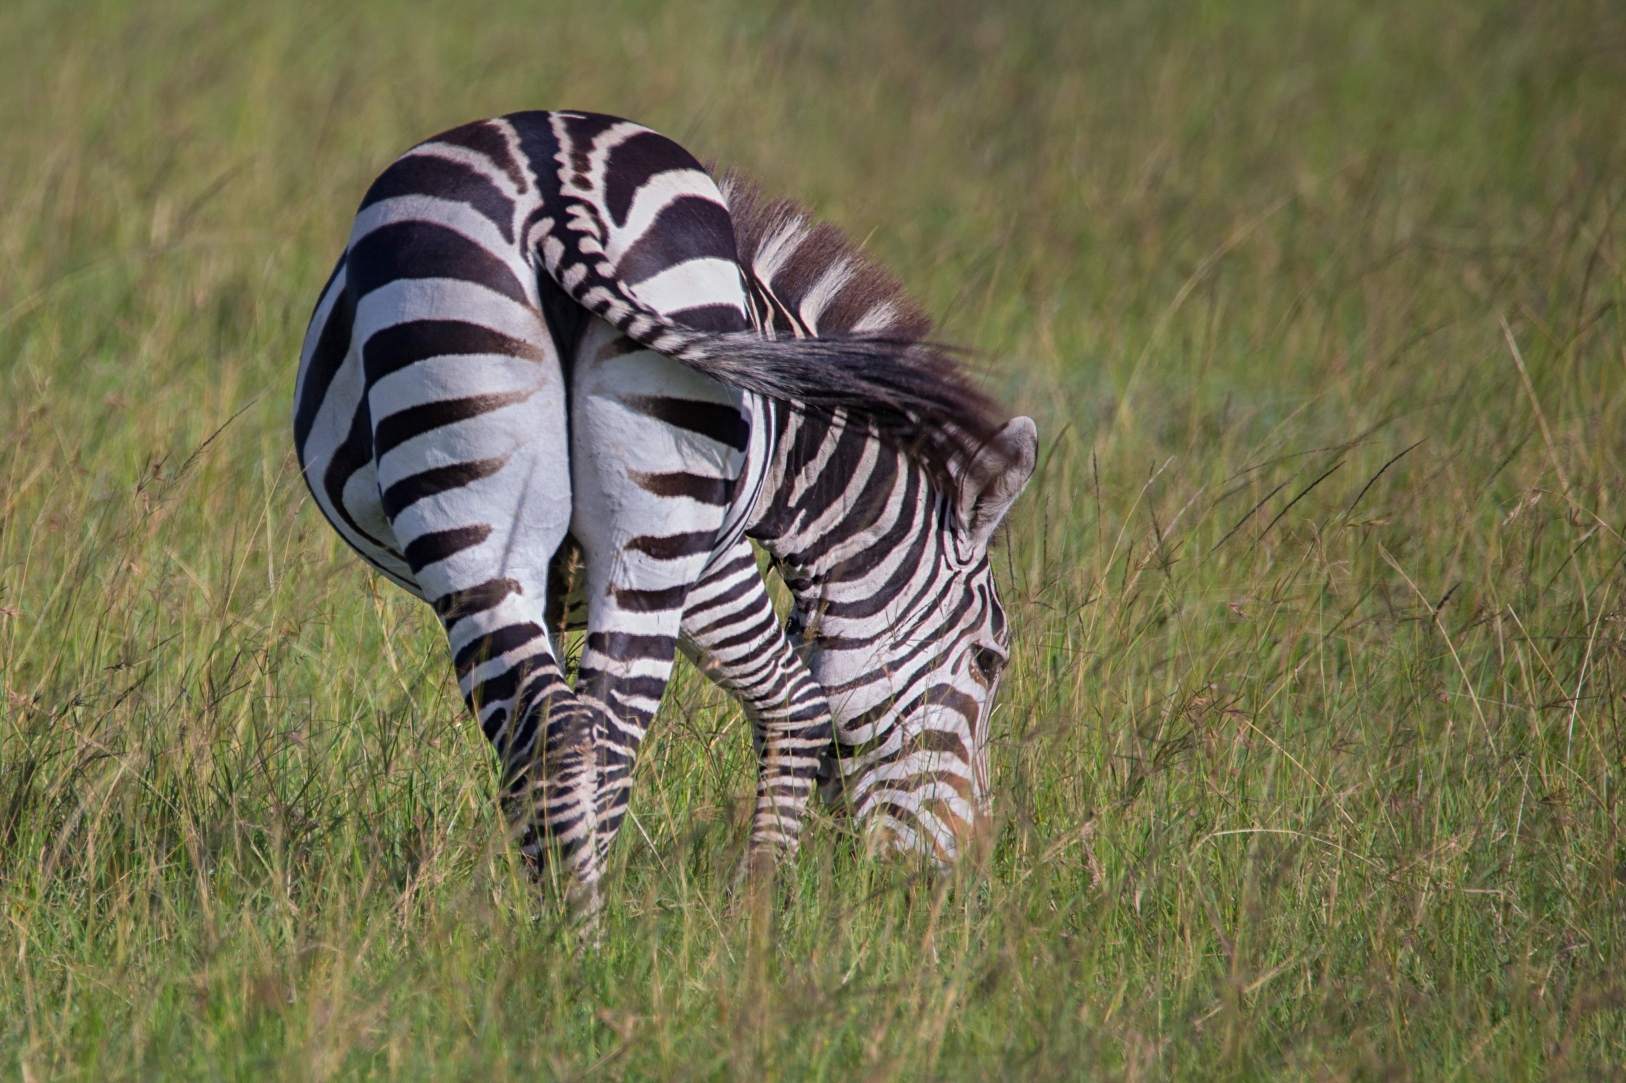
3,0,1625,1077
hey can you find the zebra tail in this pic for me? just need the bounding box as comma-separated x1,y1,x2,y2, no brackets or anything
560,283,1007,495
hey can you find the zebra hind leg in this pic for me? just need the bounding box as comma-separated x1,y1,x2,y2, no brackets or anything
422,564,604,925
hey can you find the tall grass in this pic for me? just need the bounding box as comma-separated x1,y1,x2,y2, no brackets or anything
2,0,1624,1077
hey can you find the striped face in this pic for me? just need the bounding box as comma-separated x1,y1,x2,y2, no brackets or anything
791,417,1038,865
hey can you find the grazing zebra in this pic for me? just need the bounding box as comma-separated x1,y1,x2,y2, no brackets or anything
293,110,1036,912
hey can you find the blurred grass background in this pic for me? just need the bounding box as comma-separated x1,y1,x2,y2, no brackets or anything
2,0,1625,1078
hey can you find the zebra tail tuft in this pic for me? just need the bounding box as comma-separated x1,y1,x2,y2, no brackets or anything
668,330,1006,496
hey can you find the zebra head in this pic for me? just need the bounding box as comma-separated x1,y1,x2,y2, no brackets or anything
791,415,1038,865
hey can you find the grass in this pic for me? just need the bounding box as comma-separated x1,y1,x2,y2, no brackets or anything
2,0,1625,1077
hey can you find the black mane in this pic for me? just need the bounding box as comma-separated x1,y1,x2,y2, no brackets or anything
716,172,1007,496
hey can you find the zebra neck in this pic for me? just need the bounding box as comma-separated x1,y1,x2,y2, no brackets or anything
746,405,943,625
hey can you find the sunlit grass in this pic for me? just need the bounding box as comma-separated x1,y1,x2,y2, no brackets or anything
2,0,1624,1078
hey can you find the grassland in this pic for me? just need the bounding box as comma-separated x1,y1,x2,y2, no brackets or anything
2,0,1624,1078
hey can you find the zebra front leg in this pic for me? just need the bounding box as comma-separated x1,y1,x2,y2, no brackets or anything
680,541,833,881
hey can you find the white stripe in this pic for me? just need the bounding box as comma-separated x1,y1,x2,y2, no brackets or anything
850,299,901,333
368,355,545,427
354,278,547,347
409,144,528,200
752,220,809,285
796,257,855,332
628,257,747,318
351,194,515,261
295,265,347,386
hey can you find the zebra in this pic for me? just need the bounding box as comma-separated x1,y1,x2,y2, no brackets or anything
293,111,1037,913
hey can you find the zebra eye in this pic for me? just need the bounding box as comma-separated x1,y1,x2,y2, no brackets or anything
972,646,1005,683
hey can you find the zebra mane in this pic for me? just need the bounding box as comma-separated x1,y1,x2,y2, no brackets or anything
715,171,1006,497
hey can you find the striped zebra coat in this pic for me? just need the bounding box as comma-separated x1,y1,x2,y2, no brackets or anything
293,111,1037,911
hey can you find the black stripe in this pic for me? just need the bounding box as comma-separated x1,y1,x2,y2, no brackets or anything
708,610,779,653
362,319,545,385
784,705,831,726
839,669,974,739
590,334,643,363
373,389,535,458
886,771,975,800
585,631,676,659
455,622,544,679
596,746,637,773
668,302,750,333
311,251,348,318
814,544,955,654
584,675,669,703
431,120,527,191
623,395,747,451
789,420,872,527
791,446,899,566
682,572,762,622
868,801,934,844
824,623,961,707
602,129,705,227
404,524,491,572
320,404,388,549
610,584,689,612
505,111,566,206
625,530,715,560
557,112,621,175
856,723,971,764
473,666,523,712
620,675,673,702
292,270,353,456
382,454,511,520
602,689,656,725
759,281,803,337
479,706,509,740
721,654,781,689
819,470,931,619
629,470,731,505
347,219,530,307
613,196,739,286
694,585,775,638
749,411,848,545
519,202,553,244
433,577,523,625
536,699,594,752
701,552,760,581
359,153,516,243
886,565,973,651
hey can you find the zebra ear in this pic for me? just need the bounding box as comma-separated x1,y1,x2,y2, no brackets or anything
956,416,1038,548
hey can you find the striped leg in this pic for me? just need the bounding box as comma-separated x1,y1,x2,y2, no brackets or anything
680,541,833,876
342,170,604,911
567,321,746,870
371,361,604,912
